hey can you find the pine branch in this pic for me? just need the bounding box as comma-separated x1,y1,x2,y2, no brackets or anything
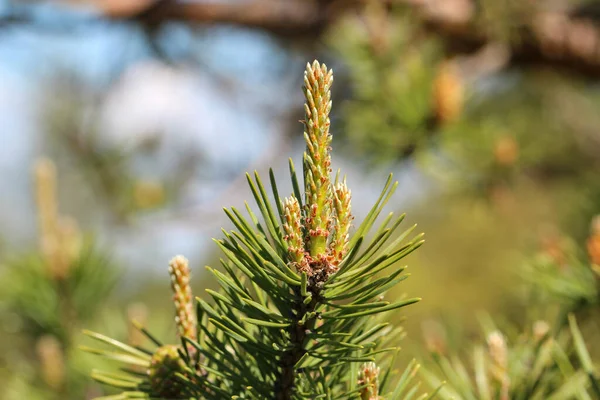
275,285,317,400
82,59,425,399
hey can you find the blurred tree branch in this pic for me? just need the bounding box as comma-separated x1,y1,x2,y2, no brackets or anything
94,0,337,37
404,0,600,78
1,1,600,76
92,0,600,78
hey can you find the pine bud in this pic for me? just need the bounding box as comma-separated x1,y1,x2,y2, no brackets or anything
331,179,353,267
494,136,519,166
587,215,600,266
169,256,197,358
33,159,81,280
433,60,463,125
487,330,509,396
358,362,380,400
538,227,569,268
488,331,507,370
148,345,189,399
34,158,58,242
33,158,61,279
36,335,65,391
282,195,307,272
303,60,334,259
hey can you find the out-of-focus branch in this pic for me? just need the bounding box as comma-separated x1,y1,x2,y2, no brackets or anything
403,0,600,78
89,0,600,77
94,0,336,37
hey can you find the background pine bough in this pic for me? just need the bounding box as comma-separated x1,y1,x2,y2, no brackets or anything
0,157,119,399
419,211,600,399
83,61,437,399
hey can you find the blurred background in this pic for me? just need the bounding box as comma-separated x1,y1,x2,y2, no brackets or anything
0,0,600,398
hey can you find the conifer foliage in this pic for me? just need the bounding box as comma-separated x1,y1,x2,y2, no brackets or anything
1,158,119,398
420,218,600,399
83,61,436,399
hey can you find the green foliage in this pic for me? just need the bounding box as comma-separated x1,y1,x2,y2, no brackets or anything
0,238,119,398
568,314,600,397
421,224,600,399
422,317,600,399
1,240,118,344
328,5,441,163
522,240,599,311
0,157,121,398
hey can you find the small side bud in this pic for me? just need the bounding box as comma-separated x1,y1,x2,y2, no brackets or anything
487,330,510,397
36,335,65,391
34,158,58,246
358,362,380,400
33,158,62,279
282,195,307,272
331,179,353,267
538,226,569,268
488,331,507,371
168,256,197,358
33,158,81,280
148,345,189,399
494,135,519,167
433,60,463,125
587,215,600,265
